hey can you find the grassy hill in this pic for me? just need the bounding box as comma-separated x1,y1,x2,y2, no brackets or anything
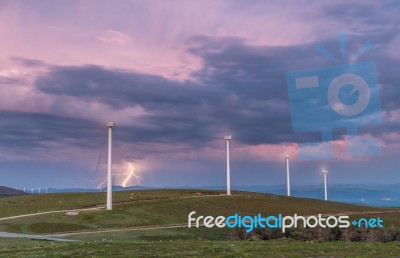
0,189,399,257
0,186,27,198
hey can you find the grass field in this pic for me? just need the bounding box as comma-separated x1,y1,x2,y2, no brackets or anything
0,238,399,257
0,189,399,257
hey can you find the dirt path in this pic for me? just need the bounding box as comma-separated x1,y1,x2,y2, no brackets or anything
48,223,191,237
0,231,79,242
0,194,224,222
0,206,103,222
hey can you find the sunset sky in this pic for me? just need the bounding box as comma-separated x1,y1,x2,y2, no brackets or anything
0,0,399,189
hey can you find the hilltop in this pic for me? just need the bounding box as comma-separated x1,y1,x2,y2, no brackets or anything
29,183,400,207
0,186,27,198
0,189,398,235
0,189,399,257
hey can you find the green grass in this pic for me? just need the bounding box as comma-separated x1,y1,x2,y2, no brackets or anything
0,238,399,257
0,189,215,217
0,190,398,235
66,226,230,242
0,189,399,257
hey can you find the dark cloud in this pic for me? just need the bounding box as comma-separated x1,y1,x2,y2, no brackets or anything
36,65,213,108
33,43,303,146
31,33,399,151
1,0,399,189
11,56,47,68
321,3,386,26
34,65,223,146
0,111,104,150
0,76,25,85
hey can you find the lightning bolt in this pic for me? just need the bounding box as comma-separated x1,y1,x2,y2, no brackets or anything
95,176,107,189
122,163,142,187
94,162,143,189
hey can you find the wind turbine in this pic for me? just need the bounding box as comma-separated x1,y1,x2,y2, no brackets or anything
224,135,232,196
322,170,328,201
106,122,115,210
285,156,291,196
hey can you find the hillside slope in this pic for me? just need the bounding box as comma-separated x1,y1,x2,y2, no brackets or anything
0,189,398,238
0,189,399,257
0,186,27,198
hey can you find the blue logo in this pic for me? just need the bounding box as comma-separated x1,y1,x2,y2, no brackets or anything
352,217,384,228
286,32,382,160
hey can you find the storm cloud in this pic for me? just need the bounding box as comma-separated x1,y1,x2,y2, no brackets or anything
0,0,399,188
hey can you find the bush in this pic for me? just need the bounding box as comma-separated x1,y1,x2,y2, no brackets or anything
227,225,400,243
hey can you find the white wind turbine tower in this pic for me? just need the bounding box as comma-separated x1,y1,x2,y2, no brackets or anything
106,122,115,210
224,135,232,196
285,156,291,196
322,170,328,201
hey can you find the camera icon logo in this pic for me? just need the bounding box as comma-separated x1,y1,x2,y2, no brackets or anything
286,34,382,160
328,72,370,117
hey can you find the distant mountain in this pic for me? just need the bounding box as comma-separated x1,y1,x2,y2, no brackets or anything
0,186,28,198
230,184,400,207
15,183,400,207
164,184,400,207
44,185,151,194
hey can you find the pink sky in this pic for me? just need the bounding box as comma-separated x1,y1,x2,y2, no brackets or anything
0,0,399,188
